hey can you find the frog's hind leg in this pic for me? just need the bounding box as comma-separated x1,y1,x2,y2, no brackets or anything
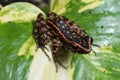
33,13,51,61
52,38,67,72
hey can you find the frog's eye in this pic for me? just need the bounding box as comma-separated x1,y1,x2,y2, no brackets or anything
84,36,91,43
90,37,93,44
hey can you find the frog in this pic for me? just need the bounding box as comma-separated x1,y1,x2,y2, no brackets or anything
33,12,98,71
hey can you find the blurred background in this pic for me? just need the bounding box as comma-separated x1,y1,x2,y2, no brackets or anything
0,0,49,12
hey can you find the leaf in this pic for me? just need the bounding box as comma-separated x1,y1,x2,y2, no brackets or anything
51,0,120,80
51,0,103,14
1,0,120,80
51,0,71,14
0,2,43,80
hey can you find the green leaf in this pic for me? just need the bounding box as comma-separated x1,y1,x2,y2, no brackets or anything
51,0,71,14
0,2,43,80
1,0,120,80
51,0,103,14
51,0,120,80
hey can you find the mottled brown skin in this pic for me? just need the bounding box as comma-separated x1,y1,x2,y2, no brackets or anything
33,12,94,71
33,13,51,60
46,12,93,53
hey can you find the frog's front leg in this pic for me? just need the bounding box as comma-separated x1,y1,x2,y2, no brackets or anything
52,38,66,72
